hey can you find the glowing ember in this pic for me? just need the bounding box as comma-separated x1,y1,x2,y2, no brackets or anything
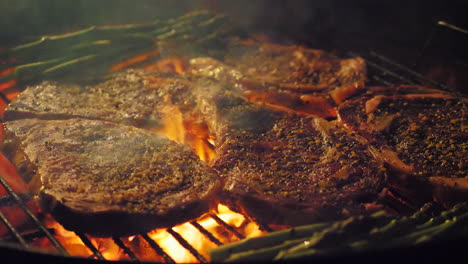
27,204,265,263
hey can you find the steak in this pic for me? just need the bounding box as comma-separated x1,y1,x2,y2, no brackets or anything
191,80,387,225
2,118,220,236
337,86,468,206
188,43,366,118
4,70,193,131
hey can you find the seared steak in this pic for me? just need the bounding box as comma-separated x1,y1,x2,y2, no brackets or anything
3,118,220,236
337,86,468,206
188,43,366,118
191,81,387,225
4,70,193,130
224,43,366,93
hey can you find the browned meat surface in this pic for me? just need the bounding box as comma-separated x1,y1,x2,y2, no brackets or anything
188,43,366,118
224,43,366,93
337,86,468,206
4,70,193,130
191,81,387,225
3,118,220,236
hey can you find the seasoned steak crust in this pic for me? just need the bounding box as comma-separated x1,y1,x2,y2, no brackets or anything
3,118,220,236
191,82,387,225
337,86,468,206
224,43,366,91
188,43,367,118
4,70,193,129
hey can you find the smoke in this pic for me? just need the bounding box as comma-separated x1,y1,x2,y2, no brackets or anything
0,0,199,45
2,0,463,47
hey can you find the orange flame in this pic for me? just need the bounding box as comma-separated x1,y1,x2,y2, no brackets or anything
0,80,16,92
29,204,264,263
0,56,270,262
0,68,15,77
110,49,160,72
141,57,188,75
26,106,265,262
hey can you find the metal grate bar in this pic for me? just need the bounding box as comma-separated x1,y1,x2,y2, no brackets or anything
365,59,417,85
190,221,223,246
349,51,417,85
0,92,11,104
167,228,208,263
0,176,69,255
370,75,394,86
141,233,175,264
209,213,245,240
112,236,139,262
2,228,55,242
76,232,105,260
370,51,448,90
0,210,29,248
256,221,274,233
382,188,418,216
438,21,468,35
0,193,32,207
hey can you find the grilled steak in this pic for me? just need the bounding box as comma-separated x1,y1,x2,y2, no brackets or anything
3,118,220,236
188,43,366,118
337,86,468,206
191,80,387,225
4,70,193,130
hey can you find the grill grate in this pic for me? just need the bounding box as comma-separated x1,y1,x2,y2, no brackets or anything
166,228,208,263
76,233,106,260
0,176,69,255
140,233,175,263
112,236,139,262
350,51,449,91
0,48,461,262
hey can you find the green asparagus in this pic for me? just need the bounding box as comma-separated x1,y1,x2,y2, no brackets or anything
0,10,237,90
209,203,468,262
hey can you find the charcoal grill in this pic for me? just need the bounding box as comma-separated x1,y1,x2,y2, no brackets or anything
0,1,467,263
0,49,463,263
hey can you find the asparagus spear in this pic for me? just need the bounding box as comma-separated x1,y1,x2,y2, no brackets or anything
210,203,468,262
274,213,392,260
382,203,468,248
1,10,230,64
1,10,236,89
345,203,435,251
223,238,308,263
209,222,331,262
0,40,154,86
276,203,468,260
209,211,389,262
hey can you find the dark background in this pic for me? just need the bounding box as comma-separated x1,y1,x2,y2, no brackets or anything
0,0,467,91
1,0,466,57
1,0,466,48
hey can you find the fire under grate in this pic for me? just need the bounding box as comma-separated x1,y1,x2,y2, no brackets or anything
0,38,463,262
0,172,271,263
